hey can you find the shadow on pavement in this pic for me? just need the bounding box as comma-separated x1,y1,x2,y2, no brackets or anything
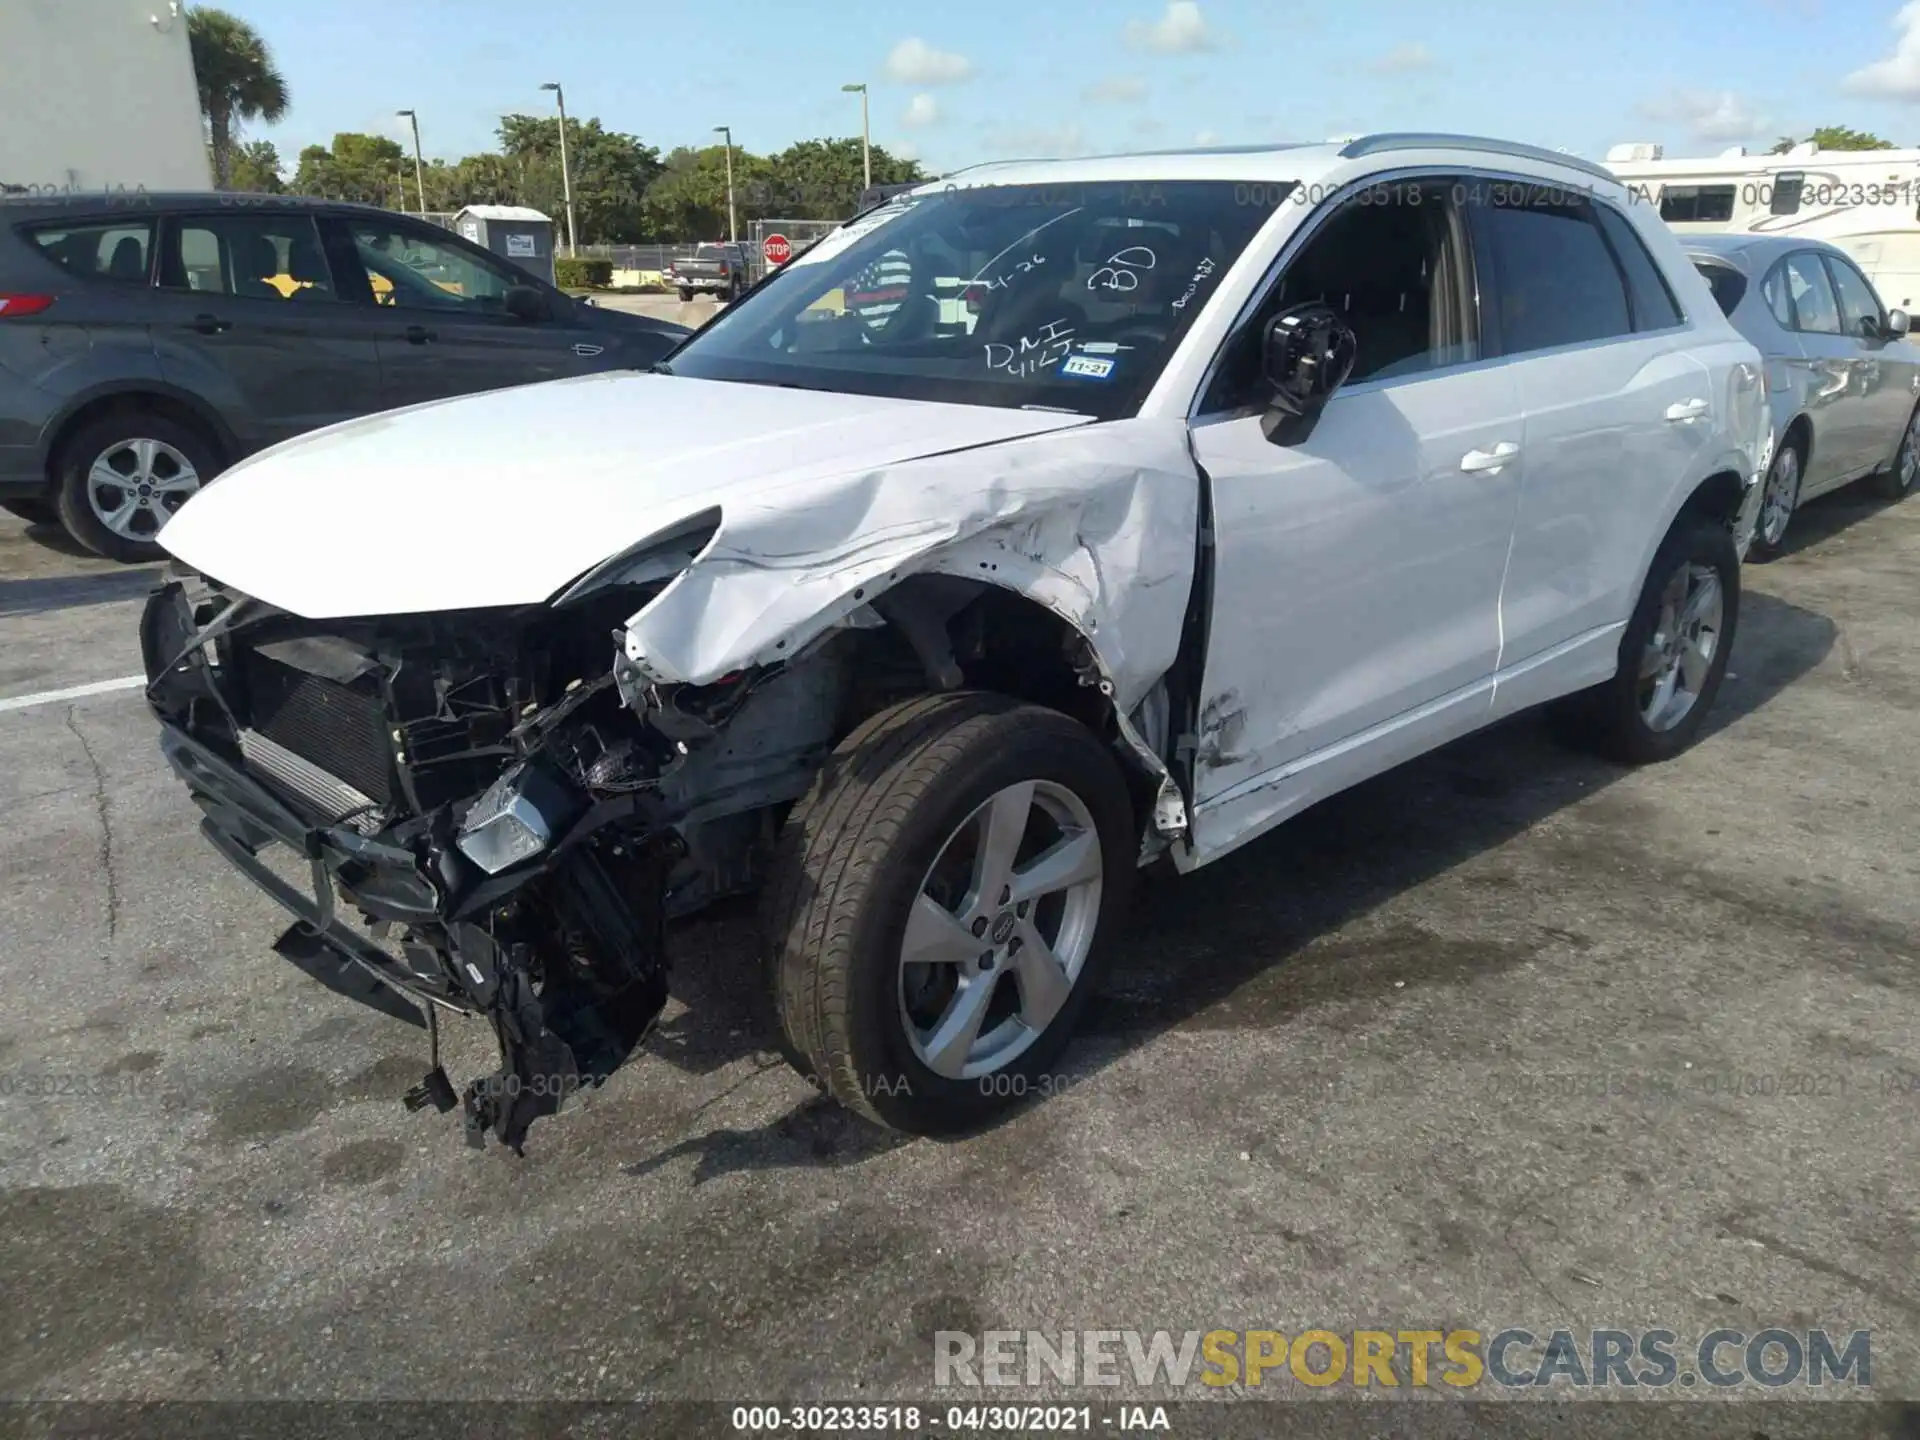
0,567,162,618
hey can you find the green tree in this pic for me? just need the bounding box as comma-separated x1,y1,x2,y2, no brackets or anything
291,133,408,206
642,144,773,240
187,8,289,187
495,115,663,243
225,139,284,193
762,139,925,221
1770,126,1896,153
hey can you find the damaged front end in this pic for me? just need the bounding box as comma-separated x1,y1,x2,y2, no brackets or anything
141,565,839,1153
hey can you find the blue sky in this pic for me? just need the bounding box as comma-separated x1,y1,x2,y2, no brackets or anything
229,0,1920,173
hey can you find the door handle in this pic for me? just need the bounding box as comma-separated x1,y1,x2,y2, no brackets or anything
572,342,605,358
1665,398,1710,421
1459,442,1520,473
404,325,437,345
190,313,231,334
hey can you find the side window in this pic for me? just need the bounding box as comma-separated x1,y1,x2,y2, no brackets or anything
1203,176,1478,411
1826,256,1885,339
1477,192,1631,355
1761,263,1795,328
1658,185,1736,223
345,224,523,312
1770,174,1804,217
1692,260,1747,317
1782,251,1841,334
27,220,156,284
161,214,336,301
1592,202,1682,329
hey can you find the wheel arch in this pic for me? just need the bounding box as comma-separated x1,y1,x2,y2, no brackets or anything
41,384,236,484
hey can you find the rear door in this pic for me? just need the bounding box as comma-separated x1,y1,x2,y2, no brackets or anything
1776,249,1870,486
147,210,386,453
6,212,166,384
325,216,603,408
1468,183,1714,668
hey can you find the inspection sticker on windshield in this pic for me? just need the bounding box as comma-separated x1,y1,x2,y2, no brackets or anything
1061,354,1117,381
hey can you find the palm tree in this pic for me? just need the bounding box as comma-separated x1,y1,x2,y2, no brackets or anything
187,8,289,188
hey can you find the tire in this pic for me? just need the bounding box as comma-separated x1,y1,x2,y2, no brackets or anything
55,409,219,563
1873,399,1920,500
677,287,695,303
1550,513,1739,765
1747,438,1801,562
763,692,1135,1133
0,498,56,526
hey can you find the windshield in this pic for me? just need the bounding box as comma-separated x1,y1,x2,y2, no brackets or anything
663,180,1283,420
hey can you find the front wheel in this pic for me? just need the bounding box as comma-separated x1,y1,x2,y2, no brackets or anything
1550,513,1739,765
764,693,1135,1133
677,286,694,303
1874,400,1920,499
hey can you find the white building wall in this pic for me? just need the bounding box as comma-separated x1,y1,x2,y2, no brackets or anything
0,0,211,192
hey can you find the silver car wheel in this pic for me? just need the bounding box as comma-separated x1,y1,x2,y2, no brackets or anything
1900,410,1920,491
88,437,200,540
1639,561,1724,733
1759,446,1799,547
899,779,1103,1081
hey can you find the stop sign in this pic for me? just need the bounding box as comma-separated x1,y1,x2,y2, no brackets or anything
762,233,792,267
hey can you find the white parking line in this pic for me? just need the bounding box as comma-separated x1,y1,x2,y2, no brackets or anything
0,674,146,713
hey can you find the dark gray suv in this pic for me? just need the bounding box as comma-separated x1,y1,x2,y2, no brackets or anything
0,194,688,560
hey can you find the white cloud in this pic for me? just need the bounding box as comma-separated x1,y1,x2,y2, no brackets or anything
983,123,1086,158
891,138,921,163
1370,42,1436,73
1124,2,1216,54
1084,75,1149,104
1195,129,1220,145
1638,89,1769,143
1845,0,1920,99
902,93,941,128
883,38,975,85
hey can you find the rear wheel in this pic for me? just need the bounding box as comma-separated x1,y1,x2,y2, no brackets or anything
1874,400,1920,499
763,693,1134,1133
1748,440,1801,561
0,498,56,526
55,410,219,563
677,286,694,303
1550,513,1739,765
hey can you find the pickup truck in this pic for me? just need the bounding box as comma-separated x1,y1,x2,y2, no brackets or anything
665,243,749,301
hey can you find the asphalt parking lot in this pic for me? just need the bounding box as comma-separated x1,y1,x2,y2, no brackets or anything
0,484,1917,1430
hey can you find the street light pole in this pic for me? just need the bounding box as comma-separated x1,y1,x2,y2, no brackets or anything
395,109,426,214
541,82,579,256
841,82,871,194
714,124,736,243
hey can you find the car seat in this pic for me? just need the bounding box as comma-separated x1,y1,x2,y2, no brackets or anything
285,233,333,299
106,235,147,282
232,234,284,300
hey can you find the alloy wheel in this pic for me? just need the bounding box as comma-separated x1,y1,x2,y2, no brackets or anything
1759,446,1799,547
1639,561,1724,733
898,779,1104,1080
87,437,200,540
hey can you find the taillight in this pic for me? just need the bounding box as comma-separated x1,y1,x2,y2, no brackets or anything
0,294,55,318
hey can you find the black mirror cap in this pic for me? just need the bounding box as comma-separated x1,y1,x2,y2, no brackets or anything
504,284,553,322
1262,302,1358,419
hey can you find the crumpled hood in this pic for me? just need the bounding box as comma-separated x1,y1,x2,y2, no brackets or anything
158,372,1091,619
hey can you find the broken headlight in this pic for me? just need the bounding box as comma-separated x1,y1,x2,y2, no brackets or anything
455,764,583,875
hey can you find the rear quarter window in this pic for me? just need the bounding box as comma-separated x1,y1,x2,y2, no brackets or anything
1692,260,1748,317
25,219,156,284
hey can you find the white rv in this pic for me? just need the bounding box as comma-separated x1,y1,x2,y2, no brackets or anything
0,0,210,195
1604,141,1920,310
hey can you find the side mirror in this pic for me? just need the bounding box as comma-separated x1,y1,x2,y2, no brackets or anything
503,284,553,323
1886,308,1911,337
1262,302,1358,422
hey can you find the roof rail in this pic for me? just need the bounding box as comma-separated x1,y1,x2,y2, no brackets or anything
1338,133,1616,183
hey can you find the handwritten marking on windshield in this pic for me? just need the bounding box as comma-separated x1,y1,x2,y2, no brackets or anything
986,318,1076,378
1171,257,1218,311
1089,246,1157,294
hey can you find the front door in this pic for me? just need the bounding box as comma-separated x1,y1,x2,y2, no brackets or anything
323,216,601,409
1186,176,1522,858
147,211,386,453
1826,250,1917,470
1777,248,1873,485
